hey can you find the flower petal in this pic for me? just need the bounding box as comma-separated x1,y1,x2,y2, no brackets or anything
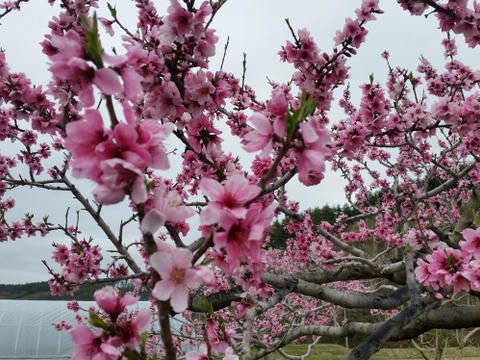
94,67,122,95
170,285,189,313
151,279,173,301
150,252,172,276
141,209,166,234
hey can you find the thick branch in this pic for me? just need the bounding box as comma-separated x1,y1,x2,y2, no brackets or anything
405,252,421,303
452,185,480,243
395,305,480,340
258,304,480,353
263,260,405,288
189,286,242,312
261,273,410,310
347,296,437,360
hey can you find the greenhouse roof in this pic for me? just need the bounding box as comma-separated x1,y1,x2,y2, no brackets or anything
0,299,169,359
0,299,83,359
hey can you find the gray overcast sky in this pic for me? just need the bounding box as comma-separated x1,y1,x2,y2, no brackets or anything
1,1,479,284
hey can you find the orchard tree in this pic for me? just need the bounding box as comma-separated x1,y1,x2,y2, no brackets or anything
2,1,480,360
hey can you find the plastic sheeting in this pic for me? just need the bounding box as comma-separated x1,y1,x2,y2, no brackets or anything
0,299,177,359
0,299,83,359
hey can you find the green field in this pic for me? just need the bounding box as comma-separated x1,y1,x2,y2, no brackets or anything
274,344,480,360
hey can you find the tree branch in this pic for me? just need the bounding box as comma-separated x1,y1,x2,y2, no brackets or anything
60,172,142,274
277,205,368,258
256,303,480,358
347,295,437,360
261,273,410,310
264,260,405,288
452,185,480,243
189,286,242,312
243,279,298,360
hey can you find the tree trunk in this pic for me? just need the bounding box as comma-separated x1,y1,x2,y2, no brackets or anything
435,329,446,360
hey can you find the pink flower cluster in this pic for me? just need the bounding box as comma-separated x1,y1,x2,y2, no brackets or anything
70,286,152,360
0,52,59,137
48,240,102,296
0,209,51,242
65,108,174,205
200,174,277,269
242,86,333,186
399,0,480,48
46,30,122,107
278,1,382,112
415,227,480,293
204,317,236,355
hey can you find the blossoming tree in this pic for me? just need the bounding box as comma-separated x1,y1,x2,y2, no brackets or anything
2,0,480,359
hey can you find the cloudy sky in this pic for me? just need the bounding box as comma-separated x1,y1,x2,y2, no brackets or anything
1,1,479,284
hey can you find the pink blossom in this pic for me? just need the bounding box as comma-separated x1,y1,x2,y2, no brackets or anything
185,344,209,360
92,158,147,205
404,228,439,250
65,109,110,180
97,122,152,171
193,29,218,67
120,67,143,102
267,85,290,118
242,113,274,157
186,114,222,156
98,17,115,36
152,81,183,119
334,17,368,48
416,248,472,292
205,318,236,355
123,308,152,348
137,120,174,170
463,259,480,291
167,0,193,39
297,120,332,186
48,31,122,107
103,49,145,103
185,70,215,107
214,201,277,270
141,184,195,234
415,258,439,290
70,324,122,360
355,0,383,21
93,286,137,316
460,227,480,258
150,247,212,313
224,347,239,360
199,174,261,225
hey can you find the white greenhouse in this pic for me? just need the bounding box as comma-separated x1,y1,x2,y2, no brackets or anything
0,299,177,359
0,299,82,359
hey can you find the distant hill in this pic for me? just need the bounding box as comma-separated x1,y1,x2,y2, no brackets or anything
0,281,151,301
0,282,69,300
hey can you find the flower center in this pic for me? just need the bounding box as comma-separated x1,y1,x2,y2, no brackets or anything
171,267,185,282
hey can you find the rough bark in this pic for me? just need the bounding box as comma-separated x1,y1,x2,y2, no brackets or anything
348,295,437,359
189,286,242,312
291,260,406,286
261,273,410,310
452,185,480,243
243,305,480,360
